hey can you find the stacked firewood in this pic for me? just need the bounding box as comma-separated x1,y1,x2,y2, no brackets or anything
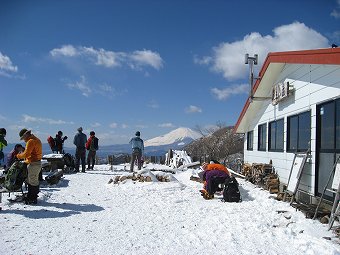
156,174,171,182
108,173,172,184
264,173,280,194
109,174,152,184
241,163,280,194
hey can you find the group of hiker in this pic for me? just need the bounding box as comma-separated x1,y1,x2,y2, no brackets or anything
0,127,147,205
0,127,99,204
47,127,99,172
1,127,240,205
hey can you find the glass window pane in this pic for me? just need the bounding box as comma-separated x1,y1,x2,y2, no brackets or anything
288,115,298,151
269,122,275,150
258,123,266,151
276,119,284,150
247,131,253,150
320,102,334,150
298,111,311,151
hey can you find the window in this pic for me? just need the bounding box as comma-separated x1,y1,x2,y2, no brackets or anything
287,111,311,152
269,118,284,151
247,131,253,150
258,123,267,151
319,99,340,151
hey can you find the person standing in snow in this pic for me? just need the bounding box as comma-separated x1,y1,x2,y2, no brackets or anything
73,127,87,173
0,128,8,166
129,131,144,172
199,161,230,200
55,130,68,154
16,129,42,205
85,131,99,170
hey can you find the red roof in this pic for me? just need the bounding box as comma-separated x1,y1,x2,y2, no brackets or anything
234,47,340,133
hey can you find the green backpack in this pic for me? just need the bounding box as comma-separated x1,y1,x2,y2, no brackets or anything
4,161,28,191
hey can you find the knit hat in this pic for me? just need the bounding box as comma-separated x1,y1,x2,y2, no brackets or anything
77,127,83,132
0,128,6,135
19,128,31,140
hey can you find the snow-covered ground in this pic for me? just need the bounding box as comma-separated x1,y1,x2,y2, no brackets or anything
1,163,339,255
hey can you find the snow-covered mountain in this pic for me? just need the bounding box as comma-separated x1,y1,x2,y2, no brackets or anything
2,127,202,159
144,127,201,147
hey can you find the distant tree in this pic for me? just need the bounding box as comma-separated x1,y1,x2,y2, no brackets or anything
185,124,244,166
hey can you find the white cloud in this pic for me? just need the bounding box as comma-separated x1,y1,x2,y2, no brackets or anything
211,83,249,100
0,52,18,75
67,75,92,97
196,22,329,81
50,45,163,71
50,45,78,57
130,50,163,70
193,55,212,65
185,105,202,113
22,114,73,125
158,123,175,128
109,122,118,128
331,0,340,18
121,124,129,129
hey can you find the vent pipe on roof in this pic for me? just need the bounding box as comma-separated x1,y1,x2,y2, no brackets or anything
245,54,270,103
245,54,258,103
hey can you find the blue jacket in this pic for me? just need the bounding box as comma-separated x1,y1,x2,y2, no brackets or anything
73,131,87,148
129,136,144,154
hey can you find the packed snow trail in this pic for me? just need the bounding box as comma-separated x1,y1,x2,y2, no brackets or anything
0,164,339,255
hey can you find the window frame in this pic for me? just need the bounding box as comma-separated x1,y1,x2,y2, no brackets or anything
247,130,253,151
287,111,311,152
268,118,284,152
258,123,267,151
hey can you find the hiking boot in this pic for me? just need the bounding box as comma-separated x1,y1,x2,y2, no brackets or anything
202,192,214,200
24,197,37,205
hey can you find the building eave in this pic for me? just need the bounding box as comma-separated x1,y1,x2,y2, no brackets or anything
234,47,340,134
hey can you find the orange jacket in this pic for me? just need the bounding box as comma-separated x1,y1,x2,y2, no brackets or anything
17,135,42,164
202,163,230,190
206,163,230,175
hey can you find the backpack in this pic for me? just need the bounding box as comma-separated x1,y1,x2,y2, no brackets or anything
47,136,56,151
91,137,99,151
45,169,63,185
4,161,27,191
63,153,75,167
223,176,241,202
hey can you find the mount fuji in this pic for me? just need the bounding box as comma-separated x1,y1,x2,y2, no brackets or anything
3,127,202,158
144,127,202,147
94,127,202,157
142,127,202,156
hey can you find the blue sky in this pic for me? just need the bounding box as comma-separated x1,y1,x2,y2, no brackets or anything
1,0,339,146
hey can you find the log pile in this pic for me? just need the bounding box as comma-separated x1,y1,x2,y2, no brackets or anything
108,173,171,184
189,176,204,183
156,174,171,182
241,162,280,194
108,174,153,184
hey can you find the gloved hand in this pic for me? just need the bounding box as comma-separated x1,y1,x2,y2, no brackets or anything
63,136,68,140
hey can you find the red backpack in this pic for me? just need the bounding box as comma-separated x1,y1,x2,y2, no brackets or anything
47,136,56,151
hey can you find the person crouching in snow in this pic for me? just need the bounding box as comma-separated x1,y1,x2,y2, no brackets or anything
200,161,230,200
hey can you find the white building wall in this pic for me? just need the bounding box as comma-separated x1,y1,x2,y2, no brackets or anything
244,64,340,195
